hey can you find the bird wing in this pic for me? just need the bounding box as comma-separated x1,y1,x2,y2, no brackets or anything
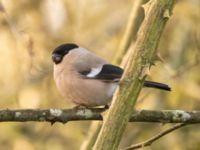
79,64,124,82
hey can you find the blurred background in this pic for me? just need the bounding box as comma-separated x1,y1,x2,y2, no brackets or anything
0,0,199,150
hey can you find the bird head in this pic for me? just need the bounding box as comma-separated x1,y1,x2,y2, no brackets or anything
52,43,79,64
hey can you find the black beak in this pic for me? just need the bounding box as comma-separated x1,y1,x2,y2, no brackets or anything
52,53,62,64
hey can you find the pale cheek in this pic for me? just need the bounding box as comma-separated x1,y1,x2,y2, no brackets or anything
53,66,68,96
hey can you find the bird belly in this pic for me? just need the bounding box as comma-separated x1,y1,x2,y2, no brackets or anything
71,79,117,106
71,81,115,106
54,70,118,106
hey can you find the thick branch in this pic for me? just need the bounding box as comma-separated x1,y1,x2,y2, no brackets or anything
0,109,199,124
93,1,176,149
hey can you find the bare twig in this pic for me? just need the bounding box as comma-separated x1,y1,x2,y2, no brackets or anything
0,109,199,124
112,0,144,65
123,123,187,150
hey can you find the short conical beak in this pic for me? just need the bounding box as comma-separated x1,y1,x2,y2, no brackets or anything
52,53,62,64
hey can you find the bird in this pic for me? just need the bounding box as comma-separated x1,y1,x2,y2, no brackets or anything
52,43,171,107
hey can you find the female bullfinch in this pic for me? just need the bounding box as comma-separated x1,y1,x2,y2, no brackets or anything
52,43,171,107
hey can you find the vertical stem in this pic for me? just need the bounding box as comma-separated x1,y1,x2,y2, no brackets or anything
80,122,102,150
112,0,145,65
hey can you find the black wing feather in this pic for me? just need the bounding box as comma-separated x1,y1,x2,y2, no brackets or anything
79,64,171,91
95,64,123,81
79,64,123,81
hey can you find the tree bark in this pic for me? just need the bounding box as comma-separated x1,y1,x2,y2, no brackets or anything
0,109,199,124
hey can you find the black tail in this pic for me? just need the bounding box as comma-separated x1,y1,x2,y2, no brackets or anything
143,81,171,91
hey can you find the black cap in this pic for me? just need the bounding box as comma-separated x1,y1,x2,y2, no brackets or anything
52,43,78,64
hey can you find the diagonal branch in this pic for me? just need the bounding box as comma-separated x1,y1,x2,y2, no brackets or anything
123,123,187,150
93,1,176,149
0,109,200,124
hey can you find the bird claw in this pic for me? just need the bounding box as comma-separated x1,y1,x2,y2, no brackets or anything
104,105,109,109
50,120,56,126
73,105,88,109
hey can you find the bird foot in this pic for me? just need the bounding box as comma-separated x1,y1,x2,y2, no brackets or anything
104,104,109,109
73,105,89,109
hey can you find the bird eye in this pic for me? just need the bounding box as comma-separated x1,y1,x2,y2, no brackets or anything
52,53,62,64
